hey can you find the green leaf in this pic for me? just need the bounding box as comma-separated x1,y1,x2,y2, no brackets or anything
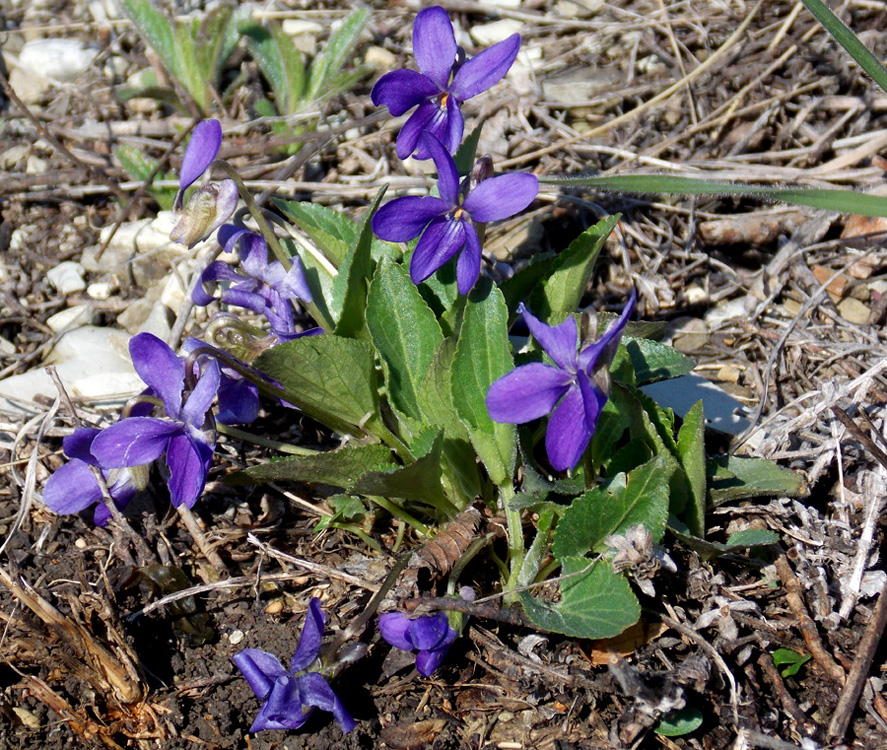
452,279,516,485
520,557,640,638
675,400,706,537
543,174,887,220
726,528,780,548
623,337,695,385
349,430,453,511
417,339,483,504
500,253,557,316
226,444,394,487
307,9,369,101
114,145,176,211
173,19,204,110
654,707,704,737
286,235,336,332
517,510,555,588
120,0,180,82
367,258,444,422
241,20,305,114
275,198,356,267
254,334,380,436
799,0,887,96
528,214,619,321
552,456,670,560
772,648,811,678
333,187,386,338
453,121,484,175
708,455,807,506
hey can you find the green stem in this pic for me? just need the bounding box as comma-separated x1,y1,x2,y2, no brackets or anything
216,423,318,456
367,495,430,537
501,482,524,600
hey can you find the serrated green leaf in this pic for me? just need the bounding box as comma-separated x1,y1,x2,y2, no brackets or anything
520,557,640,638
349,430,453,511
254,334,380,436
226,444,394,486
552,456,670,560
708,455,807,505
654,707,704,737
275,198,356,267
528,214,619,321
676,400,706,536
307,9,369,101
452,279,516,485
333,187,385,338
623,337,695,385
367,258,443,422
726,528,780,547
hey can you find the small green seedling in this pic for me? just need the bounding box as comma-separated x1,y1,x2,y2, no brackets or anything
772,648,811,678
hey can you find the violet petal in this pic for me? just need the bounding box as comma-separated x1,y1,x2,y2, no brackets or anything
378,613,414,651
486,362,572,423
577,370,607,433
450,34,521,101
578,288,637,372
462,173,538,223
412,100,458,160
233,649,288,700
412,6,457,90
409,216,466,285
423,133,459,205
455,222,482,294
290,598,325,673
250,675,309,731
42,459,102,514
545,384,591,472
519,305,578,372
165,432,212,508
372,195,450,242
129,333,186,418
62,427,101,463
371,69,440,115
395,100,439,160
409,614,453,651
181,358,220,427
297,672,356,733
179,120,221,193
90,417,178,468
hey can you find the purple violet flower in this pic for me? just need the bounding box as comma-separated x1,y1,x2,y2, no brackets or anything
194,226,313,341
233,599,355,733
43,427,138,527
170,119,238,247
486,290,637,472
378,611,457,676
372,133,538,294
87,333,219,509
371,6,520,159
182,337,260,426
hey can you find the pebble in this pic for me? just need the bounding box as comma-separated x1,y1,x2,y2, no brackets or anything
18,39,99,82
47,261,87,295
74,537,88,549
365,45,397,69
8,67,51,105
281,19,321,55
46,304,95,333
470,19,522,47
264,599,284,614
136,301,173,341
837,297,870,325
87,280,114,300
228,629,245,645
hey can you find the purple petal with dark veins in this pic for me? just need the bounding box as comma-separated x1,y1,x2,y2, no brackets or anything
519,305,578,372
129,333,186,418
455,222,482,294
409,216,466,285
371,69,440,115
238,232,270,279
409,614,453,651
423,133,459,205
220,285,267,316
290,598,325,673
578,288,637,373
462,173,538,223
216,376,259,426
278,259,313,302
545,383,591,472
577,370,607,433
42,459,102,514
193,261,245,306
165,432,212,508
90,417,178,468
372,195,450,242
395,100,439,160
450,34,521,101
412,98,461,160
486,362,572,423
233,649,288,700
412,6,457,89
180,120,221,192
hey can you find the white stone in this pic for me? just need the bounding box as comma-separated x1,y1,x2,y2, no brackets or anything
18,39,99,82
47,261,87,295
136,301,173,341
7,67,50,105
87,281,113,300
365,45,397,69
46,304,95,333
0,327,142,417
0,337,15,355
641,374,751,437
470,19,522,47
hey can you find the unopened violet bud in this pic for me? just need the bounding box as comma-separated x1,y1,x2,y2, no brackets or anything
170,180,238,247
467,155,494,193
